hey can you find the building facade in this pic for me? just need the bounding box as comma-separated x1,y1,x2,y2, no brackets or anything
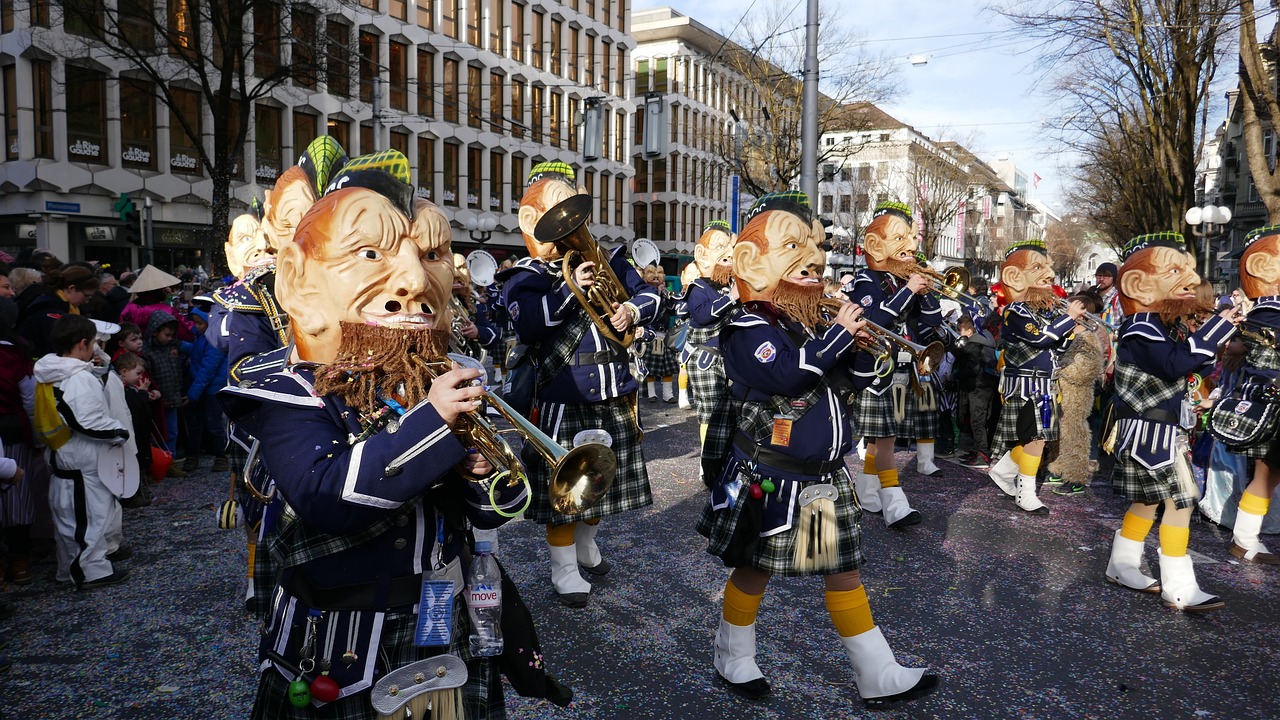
0,0,636,271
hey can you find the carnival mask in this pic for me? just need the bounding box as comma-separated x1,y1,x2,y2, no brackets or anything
224,213,270,279
694,227,736,282
863,214,918,273
517,178,583,263
1000,250,1055,303
733,209,827,326
1242,234,1280,299
1119,246,1201,315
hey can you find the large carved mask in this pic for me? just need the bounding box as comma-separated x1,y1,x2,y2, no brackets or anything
1117,233,1200,317
1241,225,1280,300
693,220,736,283
999,240,1054,304
732,192,826,326
862,202,918,274
224,213,269,279
262,136,350,253
516,162,584,263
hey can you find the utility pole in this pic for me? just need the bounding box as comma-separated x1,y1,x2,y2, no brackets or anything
143,197,154,268
799,0,820,201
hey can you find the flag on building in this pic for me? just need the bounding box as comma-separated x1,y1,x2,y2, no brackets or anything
1033,173,1042,189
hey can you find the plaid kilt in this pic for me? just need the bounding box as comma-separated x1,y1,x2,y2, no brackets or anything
639,341,680,378
990,387,1061,460
895,383,940,440
688,349,728,426
524,394,652,525
697,462,863,577
250,595,504,720
853,387,898,440
1111,419,1198,509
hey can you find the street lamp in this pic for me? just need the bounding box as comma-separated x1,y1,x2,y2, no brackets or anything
464,215,498,244
1184,203,1232,282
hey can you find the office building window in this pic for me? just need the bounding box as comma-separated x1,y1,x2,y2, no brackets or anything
390,129,408,156
255,105,283,183
616,46,625,96
652,202,665,242
510,79,524,139
548,89,561,147
168,0,193,55
326,19,351,97
359,0,376,9
225,99,244,179
327,118,350,151
598,172,609,224
390,0,407,20
119,0,154,50
441,0,458,39
510,1,523,62
293,111,318,155
616,0,624,28
254,3,280,77
531,10,544,70
65,0,104,38
601,39,610,94
634,157,647,195
169,87,202,175
443,141,459,205
530,84,543,143
550,18,562,76
2,0,13,31
2,65,15,161
583,170,595,220
416,136,435,199
416,0,432,30
120,78,155,170
488,0,502,54
601,0,610,28
389,41,408,111
30,0,48,26
585,34,595,89
467,146,482,208
443,57,459,123
359,31,378,103
615,176,624,224
633,203,647,239
489,72,503,132
466,0,480,46
467,64,482,128
417,49,435,118
652,157,666,194
569,28,579,83
65,65,106,164
291,8,317,87
489,150,503,210
510,155,524,209
654,57,667,92
360,122,373,155
614,110,625,160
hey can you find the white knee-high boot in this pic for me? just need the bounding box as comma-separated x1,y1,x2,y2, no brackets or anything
548,544,592,608
1158,551,1224,612
855,469,883,513
915,442,942,476
714,619,770,699
1014,473,1048,514
878,486,922,528
646,379,658,402
1230,509,1280,564
987,451,1018,496
574,522,611,575
840,626,939,709
1104,529,1160,593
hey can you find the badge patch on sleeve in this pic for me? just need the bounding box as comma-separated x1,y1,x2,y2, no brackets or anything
754,342,777,363
509,302,520,321
860,295,873,307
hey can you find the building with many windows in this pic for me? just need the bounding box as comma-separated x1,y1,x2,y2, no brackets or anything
0,0,636,270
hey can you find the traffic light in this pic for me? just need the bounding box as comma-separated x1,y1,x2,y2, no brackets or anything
119,209,141,245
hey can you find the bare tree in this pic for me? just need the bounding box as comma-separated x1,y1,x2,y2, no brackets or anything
1238,1,1280,223
707,3,900,198
45,0,352,260
910,142,970,259
996,0,1234,265
1044,213,1093,288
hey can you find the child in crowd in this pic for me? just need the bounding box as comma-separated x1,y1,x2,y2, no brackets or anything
112,352,154,506
32,315,130,589
106,323,144,360
955,314,999,468
140,311,188,476
182,308,229,472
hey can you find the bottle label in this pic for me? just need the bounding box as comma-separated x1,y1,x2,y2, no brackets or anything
467,583,501,609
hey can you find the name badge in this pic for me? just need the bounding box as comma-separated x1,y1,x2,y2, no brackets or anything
771,416,793,447
414,579,455,647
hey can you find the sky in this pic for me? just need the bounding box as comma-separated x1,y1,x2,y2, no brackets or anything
632,0,1238,214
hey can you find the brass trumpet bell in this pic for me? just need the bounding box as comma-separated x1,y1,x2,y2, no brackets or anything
535,194,637,348
548,442,618,516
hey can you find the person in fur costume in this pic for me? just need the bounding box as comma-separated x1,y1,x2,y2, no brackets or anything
1046,295,1107,493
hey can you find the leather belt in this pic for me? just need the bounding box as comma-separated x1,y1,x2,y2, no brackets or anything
1115,407,1178,425
576,350,625,365
285,572,426,611
1005,368,1058,380
733,433,844,477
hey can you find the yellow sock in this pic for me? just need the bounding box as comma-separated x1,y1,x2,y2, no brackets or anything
825,586,875,637
1240,491,1271,517
1119,512,1155,543
1017,451,1041,477
919,439,934,446
546,522,576,547
877,468,899,489
583,517,600,527
664,376,674,384
1011,446,1024,465
722,580,764,627
1159,524,1191,557
863,454,877,475
700,424,708,444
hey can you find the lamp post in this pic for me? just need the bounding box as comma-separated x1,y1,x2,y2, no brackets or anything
464,215,498,244
1184,204,1232,283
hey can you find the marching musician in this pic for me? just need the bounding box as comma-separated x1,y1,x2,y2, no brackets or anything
637,263,680,403
450,252,500,359
207,137,348,617
683,220,739,474
986,239,1083,514
1223,225,1280,565
697,191,938,708
500,162,661,607
219,151,534,718
1102,232,1237,610
849,201,937,528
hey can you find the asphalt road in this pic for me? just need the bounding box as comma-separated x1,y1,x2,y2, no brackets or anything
2,400,1277,720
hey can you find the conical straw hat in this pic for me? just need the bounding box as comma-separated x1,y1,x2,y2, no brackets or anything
129,265,182,294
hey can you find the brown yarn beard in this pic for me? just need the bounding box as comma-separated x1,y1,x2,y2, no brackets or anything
769,279,825,329
710,262,733,286
313,322,451,417
881,257,922,280
1150,297,1205,329
1023,287,1058,312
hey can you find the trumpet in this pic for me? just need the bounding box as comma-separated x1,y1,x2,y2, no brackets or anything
448,295,489,365
893,262,987,306
535,194,637,348
1053,297,1107,332
818,298,946,379
407,353,618,516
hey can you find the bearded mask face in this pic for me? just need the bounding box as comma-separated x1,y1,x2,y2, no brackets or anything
1118,246,1201,317
694,228,735,282
275,190,455,365
863,214,918,272
224,214,270,279
516,178,582,262
1000,250,1055,303
733,210,827,326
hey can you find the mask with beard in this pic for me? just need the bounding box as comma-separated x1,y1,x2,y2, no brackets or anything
1023,287,1059,312
769,279,825,329
710,262,733,286
313,322,451,419
881,257,923,281
1150,297,1205,329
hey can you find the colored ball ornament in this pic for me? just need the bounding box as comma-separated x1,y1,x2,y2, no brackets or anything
748,483,764,500
310,674,341,703
287,679,312,707
760,479,776,494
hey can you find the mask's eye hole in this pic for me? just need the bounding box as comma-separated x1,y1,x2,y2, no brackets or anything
360,249,381,261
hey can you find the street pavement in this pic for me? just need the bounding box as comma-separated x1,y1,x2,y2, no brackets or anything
2,400,1278,719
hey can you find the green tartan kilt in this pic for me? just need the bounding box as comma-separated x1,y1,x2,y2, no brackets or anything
895,384,940,440
250,596,504,720
640,343,680,378
523,394,653,525
697,463,864,577
688,349,728,426
1111,419,1199,509
853,388,898,440
990,392,1060,460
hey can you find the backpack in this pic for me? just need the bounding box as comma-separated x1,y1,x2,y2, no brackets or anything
33,382,71,450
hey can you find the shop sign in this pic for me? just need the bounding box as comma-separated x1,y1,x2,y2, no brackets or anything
84,226,116,242
17,224,36,240
122,147,152,164
45,201,81,213
69,140,101,158
171,153,198,170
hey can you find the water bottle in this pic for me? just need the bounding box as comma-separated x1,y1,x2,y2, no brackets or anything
466,542,503,656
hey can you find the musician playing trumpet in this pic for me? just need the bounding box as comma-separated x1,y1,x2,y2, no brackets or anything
987,239,1084,514
499,163,661,607
697,191,938,708
683,220,740,480
849,201,939,528
219,151,536,718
